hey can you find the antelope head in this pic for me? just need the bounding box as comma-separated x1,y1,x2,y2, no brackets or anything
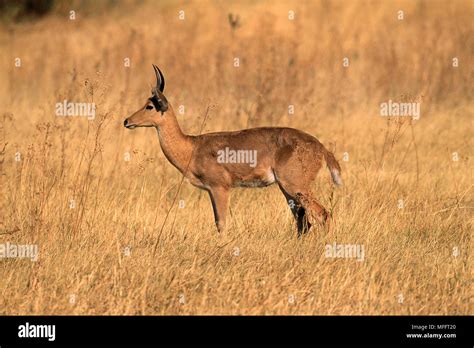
124,65,169,129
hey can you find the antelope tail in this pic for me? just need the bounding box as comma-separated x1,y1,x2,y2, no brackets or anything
324,150,343,186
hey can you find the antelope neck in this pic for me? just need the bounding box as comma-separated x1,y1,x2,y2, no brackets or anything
155,106,194,175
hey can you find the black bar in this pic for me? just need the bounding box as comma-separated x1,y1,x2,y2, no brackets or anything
0,316,472,346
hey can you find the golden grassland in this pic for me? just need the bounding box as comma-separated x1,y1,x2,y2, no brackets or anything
0,0,472,315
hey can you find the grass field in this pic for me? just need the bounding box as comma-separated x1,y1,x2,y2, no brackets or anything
0,0,472,315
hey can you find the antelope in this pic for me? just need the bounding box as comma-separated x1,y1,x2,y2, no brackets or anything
124,65,343,237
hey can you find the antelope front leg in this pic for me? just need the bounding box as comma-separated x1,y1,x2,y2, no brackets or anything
208,187,230,232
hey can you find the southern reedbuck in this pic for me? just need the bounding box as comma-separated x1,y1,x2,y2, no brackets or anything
124,65,343,236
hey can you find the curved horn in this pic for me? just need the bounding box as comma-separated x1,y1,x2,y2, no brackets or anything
152,64,165,92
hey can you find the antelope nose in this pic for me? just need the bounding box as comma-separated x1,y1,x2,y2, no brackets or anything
123,119,128,127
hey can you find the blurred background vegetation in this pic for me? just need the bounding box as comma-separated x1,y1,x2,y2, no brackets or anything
0,0,471,315
0,0,129,22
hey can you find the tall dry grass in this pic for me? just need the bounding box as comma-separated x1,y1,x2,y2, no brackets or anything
0,0,472,315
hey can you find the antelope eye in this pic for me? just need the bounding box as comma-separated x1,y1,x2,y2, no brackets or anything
145,105,154,110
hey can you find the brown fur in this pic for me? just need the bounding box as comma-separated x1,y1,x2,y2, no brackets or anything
124,67,342,236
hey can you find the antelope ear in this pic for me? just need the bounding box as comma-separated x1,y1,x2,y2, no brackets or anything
149,94,169,113
152,64,165,92
160,96,169,111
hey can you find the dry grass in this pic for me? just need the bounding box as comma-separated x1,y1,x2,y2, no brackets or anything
0,0,472,315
